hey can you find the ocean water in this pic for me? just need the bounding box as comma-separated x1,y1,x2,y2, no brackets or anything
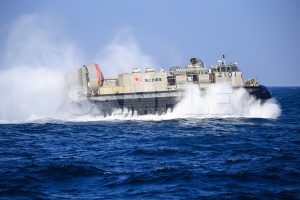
0,87,299,199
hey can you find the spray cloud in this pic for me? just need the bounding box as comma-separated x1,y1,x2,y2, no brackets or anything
96,28,155,77
0,14,82,121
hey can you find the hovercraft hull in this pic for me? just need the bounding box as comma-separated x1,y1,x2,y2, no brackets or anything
69,85,271,116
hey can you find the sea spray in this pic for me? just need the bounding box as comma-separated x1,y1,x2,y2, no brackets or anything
0,67,65,121
169,83,281,119
0,14,81,121
68,83,281,122
96,28,156,77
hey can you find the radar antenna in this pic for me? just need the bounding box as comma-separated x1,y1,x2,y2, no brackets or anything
221,54,226,65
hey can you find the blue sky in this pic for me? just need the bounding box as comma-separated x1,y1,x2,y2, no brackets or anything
0,0,299,86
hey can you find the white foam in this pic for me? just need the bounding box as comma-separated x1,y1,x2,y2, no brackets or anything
65,83,281,122
168,83,281,119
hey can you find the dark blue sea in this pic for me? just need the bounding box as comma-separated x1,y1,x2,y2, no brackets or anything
0,87,299,199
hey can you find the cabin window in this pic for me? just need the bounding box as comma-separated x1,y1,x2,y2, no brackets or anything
231,66,239,71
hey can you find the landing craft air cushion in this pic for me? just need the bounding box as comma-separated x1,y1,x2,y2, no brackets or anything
67,56,271,115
